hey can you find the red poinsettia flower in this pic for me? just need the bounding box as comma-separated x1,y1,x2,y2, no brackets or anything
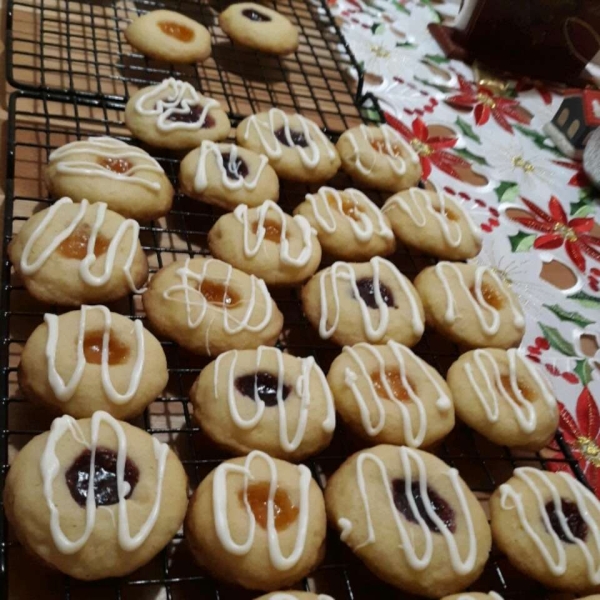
515,78,554,105
548,388,600,496
553,159,590,188
384,113,469,180
507,196,600,272
446,76,531,133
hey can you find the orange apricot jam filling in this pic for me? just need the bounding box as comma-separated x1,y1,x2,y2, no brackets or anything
83,331,130,365
57,225,110,260
158,20,194,42
199,279,241,307
371,369,412,401
98,157,132,174
240,481,299,531
252,218,283,242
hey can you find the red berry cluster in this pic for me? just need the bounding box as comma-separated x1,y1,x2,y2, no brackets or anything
527,336,579,384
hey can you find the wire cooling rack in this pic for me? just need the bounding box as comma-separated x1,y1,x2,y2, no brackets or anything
6,0,365,132
0,89,591,600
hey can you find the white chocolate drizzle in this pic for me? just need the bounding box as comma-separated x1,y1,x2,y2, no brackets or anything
242,108,336,169
44,305,144,404
40,411,168,554
193,140,269,192
346,124,419,176
19,197,145,293
341,341,451,445
499,467,600,584
318,257,424,342
233,201,314,267
463,349,556,433
134,78,220,131
434,262,525,335
161,257,273,334
48,137,164,191
213,450,311,570
213,346,335,451
383,186,481,248
338,446,478,574
304,187,393,242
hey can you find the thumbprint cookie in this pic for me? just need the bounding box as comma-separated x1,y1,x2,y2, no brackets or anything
337,124,422,192
382,187,482,260
125,78,230,150
8,197,148,306
294,187,396,261
208,201,322,285
179,141,279,210
327,341,454,448
447,349,558,450
19,306,168,420
185,450,327,590
490,468,600,593
236,109,340,183
325,445,492,597
143,256,283,356
414,262,525,350
125,10,211,64
190,347,335,461
45,137,174,221
3,412,188,580
301,257,425,347
220,3,299,56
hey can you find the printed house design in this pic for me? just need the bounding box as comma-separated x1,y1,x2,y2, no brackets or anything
545,89,600,159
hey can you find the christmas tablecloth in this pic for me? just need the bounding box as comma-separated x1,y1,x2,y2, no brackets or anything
328,0,600,493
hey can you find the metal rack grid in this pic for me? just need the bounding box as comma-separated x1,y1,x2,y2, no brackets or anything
5,0,366,132
0,90,590,600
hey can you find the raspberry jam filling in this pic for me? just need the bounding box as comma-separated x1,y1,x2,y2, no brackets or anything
545,499,588,543
66,447,139,507
240,481,298,530
158,20,195,42
57,225,110,260
83,331,130,365
392,478,456,533
165,102,215,127
241,8,272,22
235,372,291,406
274,127,308,148
220,152,249,180
355,277,395,309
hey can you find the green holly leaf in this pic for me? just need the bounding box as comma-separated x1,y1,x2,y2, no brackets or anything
543,303,594,328
361,107,382,123
539,323,576,356
574,359,594,386
570,290,600,310
513,124,563,157
425,53,450,65
509,231,536,252
455,116,481,144
396,41,417,49
370,23,385,34
414,75,453,94
570,187,597,217
453,147,489,166
392,1,410,14
495,180,519,203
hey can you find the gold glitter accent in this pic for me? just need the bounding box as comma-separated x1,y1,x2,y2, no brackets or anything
410,139,433,156
369,44,390,58
577,436,600,467
553,222,578,242
512,155,535,173
476,93,497,109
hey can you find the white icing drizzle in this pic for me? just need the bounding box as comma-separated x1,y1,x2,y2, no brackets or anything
318,257,424,342
44,305,144,404
346,124,419,176
193,140,269,192
304,187,393,242
341,341,451,445
134,78,220,131
242,108,336,169
233,201,314,267
434,262,525,335
213,346,335,451
464,349,556,433
383,187,482,248
40,411,168,554
338,446,478,574
213,450,311,570
19,197,145,293
499,467,600,584
48,137,164,191
162,257,272,333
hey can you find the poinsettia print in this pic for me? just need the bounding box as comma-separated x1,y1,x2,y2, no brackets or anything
506,196,600,272
446,76,532,133
548,388,600,496
384,112,469,179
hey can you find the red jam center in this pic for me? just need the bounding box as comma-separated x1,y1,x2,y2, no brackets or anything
83,331,130,365
57,225,110,260
98,156,132,174
158,20,195,42
240,481,299,531
235,371,291,407
355,278,395,309
545,500,587,543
